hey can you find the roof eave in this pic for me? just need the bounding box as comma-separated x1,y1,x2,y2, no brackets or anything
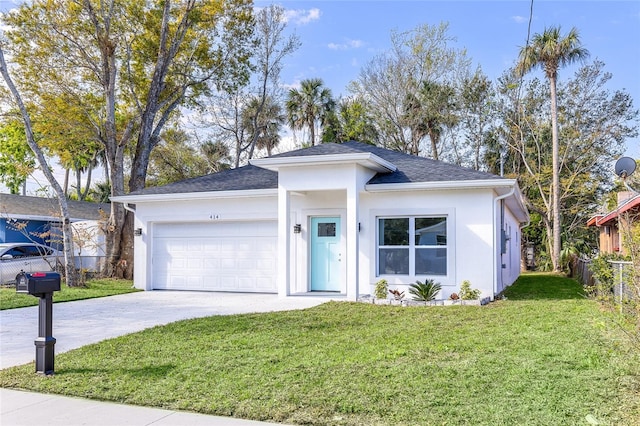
111,188,278,204
366,179,529,224
365,179,518,193
250,153,397,173
587,195,640,227
3,214,95,223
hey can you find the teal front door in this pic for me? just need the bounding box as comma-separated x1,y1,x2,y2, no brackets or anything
310,216,341,291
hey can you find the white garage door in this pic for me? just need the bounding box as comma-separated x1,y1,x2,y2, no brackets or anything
152,221,277,292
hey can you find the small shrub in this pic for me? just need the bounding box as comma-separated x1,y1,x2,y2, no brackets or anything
449,292,459,300
409,279,442,302
588,253,629,297
459,280,481,300
388,288,405,301
374,279,388,299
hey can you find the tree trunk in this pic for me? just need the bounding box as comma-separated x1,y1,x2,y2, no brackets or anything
428,128,439,160
75,168,82,200
63,168,69,196
550,75,561,272
82,165,93,200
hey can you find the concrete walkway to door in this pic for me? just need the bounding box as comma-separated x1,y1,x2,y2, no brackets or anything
1,290,333,369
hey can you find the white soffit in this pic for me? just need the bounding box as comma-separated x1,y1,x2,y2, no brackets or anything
250,153,397,173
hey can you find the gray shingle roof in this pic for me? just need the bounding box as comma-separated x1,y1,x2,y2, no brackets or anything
0,194,109,221
270,141,501,183
127,141,503,196
127,165,278,196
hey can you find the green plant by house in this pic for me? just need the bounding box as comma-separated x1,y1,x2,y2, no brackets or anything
388,288,405,301
459,280,481,300
374,279,388,299
409,279,442,302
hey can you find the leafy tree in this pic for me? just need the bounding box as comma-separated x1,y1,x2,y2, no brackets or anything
0,116,35,194
207,4,299,167
321,97,378,144
286,78,335,146
0,47,78,286
3,0,255,278
241,95,285,157
349,22,471,157
495,61,637,267
456,70,495,170
402,80,458,158
516,26,589,271
147,128,230,187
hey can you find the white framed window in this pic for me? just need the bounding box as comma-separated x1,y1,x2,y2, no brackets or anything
377,216,448,277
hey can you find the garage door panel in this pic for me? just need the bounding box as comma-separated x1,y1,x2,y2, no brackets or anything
152,221,277,292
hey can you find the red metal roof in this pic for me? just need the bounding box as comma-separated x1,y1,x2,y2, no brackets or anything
587,194,640,227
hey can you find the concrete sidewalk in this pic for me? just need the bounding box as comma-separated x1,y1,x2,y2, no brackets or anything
1,389,284,425
1,291,334,425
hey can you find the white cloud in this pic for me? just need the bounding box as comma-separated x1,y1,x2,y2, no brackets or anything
511,15,527,24
328,38,364,50
284,8,321,25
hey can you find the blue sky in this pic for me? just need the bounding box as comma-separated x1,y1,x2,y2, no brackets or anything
262,0,640,157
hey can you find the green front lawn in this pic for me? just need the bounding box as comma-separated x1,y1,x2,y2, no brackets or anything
1,274,638,425
0,279,138,310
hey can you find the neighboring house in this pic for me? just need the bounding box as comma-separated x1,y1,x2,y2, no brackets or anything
112,142,529,301
0,194,109,270
587,191,640,255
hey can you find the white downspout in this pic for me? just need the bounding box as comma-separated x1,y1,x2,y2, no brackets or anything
493,186,516,300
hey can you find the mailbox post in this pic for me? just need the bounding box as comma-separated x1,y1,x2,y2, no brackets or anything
16,271,61,375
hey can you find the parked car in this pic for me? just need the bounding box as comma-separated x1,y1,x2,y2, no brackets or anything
0,243,62,284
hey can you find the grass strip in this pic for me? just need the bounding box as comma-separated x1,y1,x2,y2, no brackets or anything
0,279,138,310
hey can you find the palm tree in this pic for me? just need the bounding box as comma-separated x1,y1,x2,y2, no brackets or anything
286,78,335,146
242,96,285,157
516,26,588,272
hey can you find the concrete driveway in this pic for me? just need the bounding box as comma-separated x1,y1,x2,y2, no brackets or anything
1,291,331,369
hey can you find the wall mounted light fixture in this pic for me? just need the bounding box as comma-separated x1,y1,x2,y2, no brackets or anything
134,228,142,236
293,224,302,233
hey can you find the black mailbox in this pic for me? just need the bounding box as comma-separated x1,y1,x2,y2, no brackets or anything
16,272,61,296
15,271,61,375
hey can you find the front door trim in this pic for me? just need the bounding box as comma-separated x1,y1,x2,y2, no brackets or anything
307,212,346,293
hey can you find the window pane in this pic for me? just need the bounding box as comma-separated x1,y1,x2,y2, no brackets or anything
378,218,409,246
378,248,409,275
317,222,336,237
415,248,447,275
415,217,446,246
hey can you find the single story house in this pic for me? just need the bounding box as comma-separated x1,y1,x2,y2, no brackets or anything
0,193,109,270
112,141,529,301
587,191,640,255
